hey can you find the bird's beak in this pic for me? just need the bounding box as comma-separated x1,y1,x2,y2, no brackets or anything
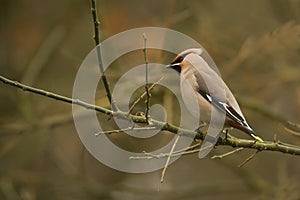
166,63,179,69
165,63,181,73
166,64,173,68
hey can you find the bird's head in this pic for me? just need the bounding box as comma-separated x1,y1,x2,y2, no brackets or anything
166,48,203,73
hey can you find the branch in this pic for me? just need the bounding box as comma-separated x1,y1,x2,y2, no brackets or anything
142,33,151,123
127,77,164,115
129,143,201,160
237,150,261,168
160,135,180,183
211,147,244,159
90,0,117,111
1,74,300,156
95,126,158,136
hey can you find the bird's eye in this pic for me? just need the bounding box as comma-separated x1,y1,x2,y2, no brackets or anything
171,56,184,64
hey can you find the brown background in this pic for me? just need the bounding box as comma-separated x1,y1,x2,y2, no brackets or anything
0,0,300,199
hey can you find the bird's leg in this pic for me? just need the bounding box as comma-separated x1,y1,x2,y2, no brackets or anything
224,128,229,140
194,122,208,133
198,122,207,129
223,128,234,141
194,122,208,141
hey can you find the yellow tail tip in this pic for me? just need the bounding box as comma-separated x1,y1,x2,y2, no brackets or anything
251,134,264,142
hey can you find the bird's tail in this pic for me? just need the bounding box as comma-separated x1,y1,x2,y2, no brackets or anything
246,128,264,142
227,120,264,142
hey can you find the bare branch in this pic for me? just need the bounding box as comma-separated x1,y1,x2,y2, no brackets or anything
211,147,244,159
129,143,201,160
1,74,300,156
142,33,151,123
161,135,180,183
90,0,117,111
238,150,261,167
95,126,158,136
127,76,164,115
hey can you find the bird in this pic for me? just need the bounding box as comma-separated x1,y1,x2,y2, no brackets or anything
166,48,264,142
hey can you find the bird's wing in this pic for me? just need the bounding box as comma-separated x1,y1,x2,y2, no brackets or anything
184,53,255,130
197,89,249,128
182,52,263,142
185,54,244,118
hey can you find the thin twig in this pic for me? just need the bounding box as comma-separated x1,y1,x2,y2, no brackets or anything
95,126,158,136
129,143,200,160
171,142,201,155
277,140,300,148
211,147,244,159
90,0,117,111
1,75,300,156
130,142,204,160
127,76,164,115
238,150,261,167
284,126,300,136
95,127,133,136
129,151,161,160
160,135,180,183
142,33,151,123
129,150,178,160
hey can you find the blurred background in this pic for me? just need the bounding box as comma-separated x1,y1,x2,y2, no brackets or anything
0,0,300,199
